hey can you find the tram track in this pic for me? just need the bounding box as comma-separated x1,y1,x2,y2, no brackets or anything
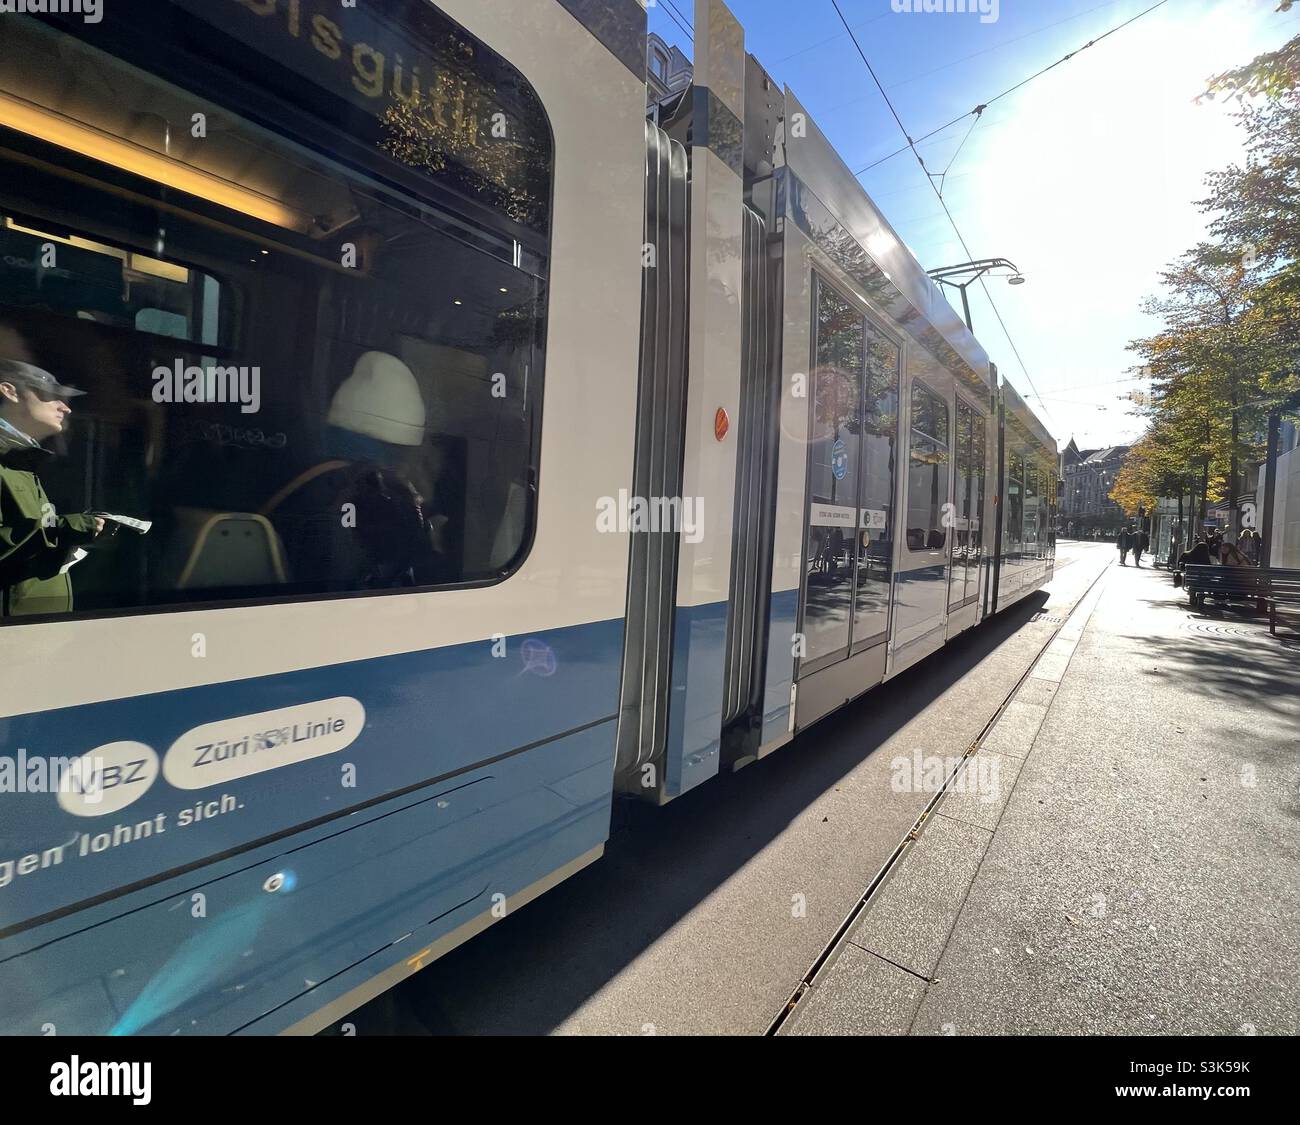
765,554,1113,1035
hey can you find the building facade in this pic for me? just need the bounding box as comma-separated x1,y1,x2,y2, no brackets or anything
1060,439,1130,537
646,31,692,105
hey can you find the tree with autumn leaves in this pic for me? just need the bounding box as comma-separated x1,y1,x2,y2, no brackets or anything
1119,2,1300,536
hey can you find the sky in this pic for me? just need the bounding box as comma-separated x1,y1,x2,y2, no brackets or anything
647,0,1296,451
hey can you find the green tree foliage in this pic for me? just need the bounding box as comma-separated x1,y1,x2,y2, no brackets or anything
1204,1,1299,101
1123,12,1300,529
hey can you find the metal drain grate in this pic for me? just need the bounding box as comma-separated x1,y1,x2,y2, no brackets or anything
1181,620,1259,638
1030,612,1067,624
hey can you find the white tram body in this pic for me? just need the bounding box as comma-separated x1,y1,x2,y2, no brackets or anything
0,0,1056,1033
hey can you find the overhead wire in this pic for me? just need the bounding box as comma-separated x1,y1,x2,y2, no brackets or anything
829,0,1056,427
658,0,694,43
767,11,891,66
852,0,1172,177
935,109,982,196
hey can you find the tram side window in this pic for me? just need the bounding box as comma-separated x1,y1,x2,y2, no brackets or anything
0,6,551,620
905,383,950,552
1023,463,1040,559
1006,452,1024,563
950,399,985,606
971,413,987,567
853,318,899,647
802,279,864,665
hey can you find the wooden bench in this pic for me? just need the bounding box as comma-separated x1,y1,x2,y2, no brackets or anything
1184,565,1300,635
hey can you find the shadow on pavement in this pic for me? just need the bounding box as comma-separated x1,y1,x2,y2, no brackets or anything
336,591,1050,1035
1120,628,1300,724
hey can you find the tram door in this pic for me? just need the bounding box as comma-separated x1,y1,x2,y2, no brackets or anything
796,276,899,683
947,397,988,619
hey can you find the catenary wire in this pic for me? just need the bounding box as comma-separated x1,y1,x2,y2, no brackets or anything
853,0,1172,176
829,0,1056,427
656,0,694,43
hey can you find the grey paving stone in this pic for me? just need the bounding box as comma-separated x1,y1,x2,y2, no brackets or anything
980,700,1048,759
1014,678,1058,709
913,566,1300,1035
1030,650,1071,683
940,750,1022,832
847,815,991,978
782,943,925,1036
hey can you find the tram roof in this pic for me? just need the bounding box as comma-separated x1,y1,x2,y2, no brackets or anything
781,86,995,397
1001,377,1058,458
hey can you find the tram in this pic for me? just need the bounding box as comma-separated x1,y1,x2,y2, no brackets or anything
0,0,1057,1034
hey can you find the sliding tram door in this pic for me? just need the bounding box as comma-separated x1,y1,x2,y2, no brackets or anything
794,274,899,723
946,396,988,633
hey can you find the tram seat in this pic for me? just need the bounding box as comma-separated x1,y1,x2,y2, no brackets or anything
161,507,289,590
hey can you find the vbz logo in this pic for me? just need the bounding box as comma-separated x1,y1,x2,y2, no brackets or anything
65,759,149,798
57,742,160,817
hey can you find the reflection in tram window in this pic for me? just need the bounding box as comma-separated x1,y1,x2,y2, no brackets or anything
1023,462,1040,559
948,399,985,609
0,5,550,619
851,319,899,649
801,280,863,666
1006,452,1024,565
905,382,949,553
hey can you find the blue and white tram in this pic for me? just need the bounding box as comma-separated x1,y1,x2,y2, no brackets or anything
0,0,1056,1034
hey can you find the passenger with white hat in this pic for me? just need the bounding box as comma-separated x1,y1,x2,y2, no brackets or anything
262,351,447,590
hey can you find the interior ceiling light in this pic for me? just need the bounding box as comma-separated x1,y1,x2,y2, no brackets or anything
0,92,310,233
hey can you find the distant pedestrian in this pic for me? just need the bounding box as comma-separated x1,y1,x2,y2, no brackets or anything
1117,525,1133,566
1220,536,1252,567
1207,532,1223,562
1134,528,1150,567
1179,537,1211,569
1241,528,1260,565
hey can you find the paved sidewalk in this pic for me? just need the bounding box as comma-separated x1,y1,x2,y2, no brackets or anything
785,560,1300,1035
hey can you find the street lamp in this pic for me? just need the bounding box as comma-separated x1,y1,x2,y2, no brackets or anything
926,257,1025,332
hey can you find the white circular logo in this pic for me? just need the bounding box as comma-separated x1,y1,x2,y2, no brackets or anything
57,742,160,817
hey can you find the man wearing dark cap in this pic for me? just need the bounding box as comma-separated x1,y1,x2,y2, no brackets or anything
0,358,106,617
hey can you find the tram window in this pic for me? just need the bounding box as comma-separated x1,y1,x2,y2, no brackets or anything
1006,452,1024,563
802,279,863,665
852,319,898,648
905,382,949,553
949,399,984,607
1024,463,1040,557
0,5,551,620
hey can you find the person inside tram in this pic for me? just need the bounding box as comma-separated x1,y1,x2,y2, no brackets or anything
260,350,451,592
0,356,109,616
